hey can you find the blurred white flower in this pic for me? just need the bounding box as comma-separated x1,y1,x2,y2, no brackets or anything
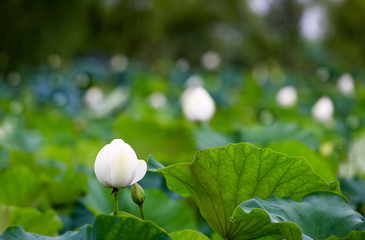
276,86,298,108
312,96,334,123
201,51,221,70
110,54,128,72
338,161,354,179
84,87,104,108
94,139,147,188
337,73,355,97
348,134,365,177
248,0,272,16
300,5,327,41
182,87,215,122
148,92,167,109
339,133,365,178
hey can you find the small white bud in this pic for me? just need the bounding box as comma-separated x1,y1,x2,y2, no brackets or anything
276,86,297,108
312,96,334,123
182,87,215,122
337,73,355,97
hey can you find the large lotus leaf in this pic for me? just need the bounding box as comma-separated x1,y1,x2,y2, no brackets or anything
0,214,171,240
91,214,171,240
0,165,43,207
268,141,337,182
232,192,365,240
0,204,62,236
169,230,210,240
0,225,91,240
158,143,339,238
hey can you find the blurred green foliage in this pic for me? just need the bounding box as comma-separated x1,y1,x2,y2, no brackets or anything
1,0,365,73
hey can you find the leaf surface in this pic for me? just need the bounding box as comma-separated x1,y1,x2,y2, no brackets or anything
158,143,339,238
0,214,171,240
0,205,62,236
170,230,210,240
232,192,365,240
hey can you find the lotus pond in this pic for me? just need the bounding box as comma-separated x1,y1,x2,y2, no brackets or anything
1,0,365,239
0,56,364,240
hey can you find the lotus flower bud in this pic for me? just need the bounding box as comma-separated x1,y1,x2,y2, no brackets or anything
276,86,297,108
131,183,145,205
337,73,355,97
94,139,147,188
182,87,215,122
312,96,334,123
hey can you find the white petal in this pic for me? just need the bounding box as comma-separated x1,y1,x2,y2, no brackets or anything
94,144,112,188
131,160,147,185
120,142,138,160
110,150,137,188
107,139,125,159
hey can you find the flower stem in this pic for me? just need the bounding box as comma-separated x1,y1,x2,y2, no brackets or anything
139,204,145,220
112,187,119,216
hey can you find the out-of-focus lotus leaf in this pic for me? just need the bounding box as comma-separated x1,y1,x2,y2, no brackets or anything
0,204,62,236
0,166,43,207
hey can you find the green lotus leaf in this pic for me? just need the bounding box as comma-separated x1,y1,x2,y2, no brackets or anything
0,165,43,207
0,214,171,240
158,143,339,239
170,230,210,240
0,204,62,236
232,192,365,240
91,214,171,240
267,141,337,182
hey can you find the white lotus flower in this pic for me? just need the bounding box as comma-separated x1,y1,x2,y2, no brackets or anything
337,73,355,96
182,87,215,122
94,139,147,188
339,133,365,178
312,96,334,123
201,51,221,70
276,86,298,108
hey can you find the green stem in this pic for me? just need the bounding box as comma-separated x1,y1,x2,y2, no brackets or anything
113,188,119,216
139,204,145,220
